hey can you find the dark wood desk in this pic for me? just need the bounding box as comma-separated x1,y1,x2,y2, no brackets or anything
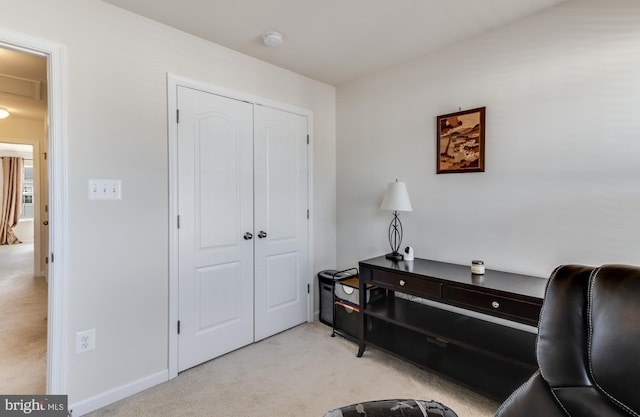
357,256,548,401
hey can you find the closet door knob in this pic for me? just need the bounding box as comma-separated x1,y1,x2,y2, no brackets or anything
258,231,267,239
243,232,253,240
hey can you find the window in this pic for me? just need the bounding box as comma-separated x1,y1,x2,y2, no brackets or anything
20,161,34,220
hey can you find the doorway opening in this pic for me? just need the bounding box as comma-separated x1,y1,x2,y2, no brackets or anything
0,33,67,395
0,47,48,394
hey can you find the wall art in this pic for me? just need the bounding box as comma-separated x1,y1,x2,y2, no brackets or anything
436,107,485,174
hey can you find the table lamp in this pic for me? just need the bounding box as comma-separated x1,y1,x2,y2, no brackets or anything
380,179,412,261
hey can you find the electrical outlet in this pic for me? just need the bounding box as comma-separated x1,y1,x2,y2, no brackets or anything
76,329,96,354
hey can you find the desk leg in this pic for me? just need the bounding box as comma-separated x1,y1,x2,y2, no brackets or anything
357,307,366,357
331,280,337,337
357,277,366,357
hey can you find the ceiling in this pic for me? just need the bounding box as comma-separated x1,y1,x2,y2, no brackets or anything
101,0,567,85
0,47,47,121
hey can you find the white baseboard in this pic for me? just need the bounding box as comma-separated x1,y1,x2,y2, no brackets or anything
68,370,168,416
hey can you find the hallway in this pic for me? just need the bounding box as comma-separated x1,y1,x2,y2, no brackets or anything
0,242,47,394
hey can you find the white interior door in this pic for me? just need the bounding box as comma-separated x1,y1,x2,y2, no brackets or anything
177,86,254,371
253,105,309,341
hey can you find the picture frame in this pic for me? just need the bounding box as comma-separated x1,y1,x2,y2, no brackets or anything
436,107,485,174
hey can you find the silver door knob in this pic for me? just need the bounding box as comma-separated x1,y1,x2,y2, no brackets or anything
243,232,253,240
491,301,500,309
399,280,406,286
258,231,267,239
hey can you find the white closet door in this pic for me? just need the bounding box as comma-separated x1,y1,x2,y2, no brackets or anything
177,86,254,371
253,105,309,341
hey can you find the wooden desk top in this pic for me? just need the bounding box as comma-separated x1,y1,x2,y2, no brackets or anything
359,256,548,301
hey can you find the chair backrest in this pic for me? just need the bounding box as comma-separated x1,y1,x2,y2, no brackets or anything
587,265,640,415
530,264,640,416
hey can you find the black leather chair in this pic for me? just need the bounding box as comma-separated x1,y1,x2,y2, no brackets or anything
324,264,640,417
496,264,640,417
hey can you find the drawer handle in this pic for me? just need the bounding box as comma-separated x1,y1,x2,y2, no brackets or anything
399,280,406,286
491,301,500,309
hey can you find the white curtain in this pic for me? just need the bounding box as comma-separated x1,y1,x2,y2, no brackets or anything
0,156,24,245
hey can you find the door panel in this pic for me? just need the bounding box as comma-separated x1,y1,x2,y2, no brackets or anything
177,86,254,371
254,105,309,341
196,262,242,330
266,252,300,308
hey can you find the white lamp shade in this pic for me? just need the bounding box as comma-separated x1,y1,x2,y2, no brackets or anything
380,181,412,212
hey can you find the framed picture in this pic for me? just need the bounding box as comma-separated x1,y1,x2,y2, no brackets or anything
436,107,485,174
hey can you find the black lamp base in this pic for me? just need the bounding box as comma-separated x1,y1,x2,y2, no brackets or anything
385,252,404,261
385,211,405,262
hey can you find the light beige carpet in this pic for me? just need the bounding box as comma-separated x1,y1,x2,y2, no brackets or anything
0,242,47,395
86,321,499,417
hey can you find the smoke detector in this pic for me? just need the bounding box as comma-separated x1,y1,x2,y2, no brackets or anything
263,31,283,47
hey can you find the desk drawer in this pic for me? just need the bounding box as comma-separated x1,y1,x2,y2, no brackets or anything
371,270,442,299
447,286,541,325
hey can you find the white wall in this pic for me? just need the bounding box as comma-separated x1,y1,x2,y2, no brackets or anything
0,0,336,412
0,118,45,142
337,0,640,277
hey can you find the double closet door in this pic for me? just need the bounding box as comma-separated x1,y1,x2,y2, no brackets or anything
177,86,309,372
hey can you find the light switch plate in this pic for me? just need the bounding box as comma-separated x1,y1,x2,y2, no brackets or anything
89,179,122,200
